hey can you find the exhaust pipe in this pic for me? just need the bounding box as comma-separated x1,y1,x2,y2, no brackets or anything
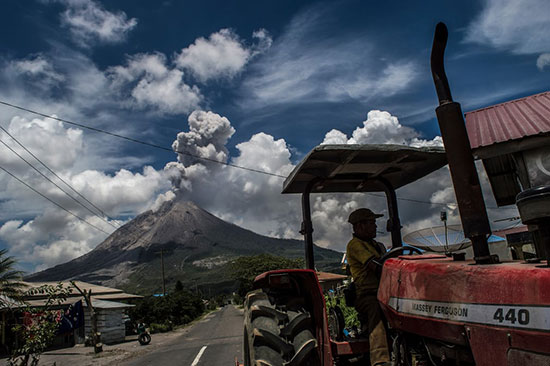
430,23,495,264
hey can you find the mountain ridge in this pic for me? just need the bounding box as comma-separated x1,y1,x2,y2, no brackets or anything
26,199,342,294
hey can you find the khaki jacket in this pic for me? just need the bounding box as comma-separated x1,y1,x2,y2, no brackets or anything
346,235,385,294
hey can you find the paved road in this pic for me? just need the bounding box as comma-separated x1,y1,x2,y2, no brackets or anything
120,305,244,366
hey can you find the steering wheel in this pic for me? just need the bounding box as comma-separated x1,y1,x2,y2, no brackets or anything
379,246,422,265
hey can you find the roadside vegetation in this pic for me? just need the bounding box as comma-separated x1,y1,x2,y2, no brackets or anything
9,284,73,366
230,254,304,302
0,251,315,364
0,249,73,366
325,292,360,330
0,249,26,304
128,281,205,333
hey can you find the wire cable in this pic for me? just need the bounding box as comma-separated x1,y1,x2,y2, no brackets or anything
368,192,510,210
0,138,118,230
0,164,110,235
0,99,517,210
0,100,286,178
0,125,118,226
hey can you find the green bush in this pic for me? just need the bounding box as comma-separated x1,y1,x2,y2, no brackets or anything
149,322,173,334
231,254,304,297
232,293,243,305
128,289,204,328
325,293,360,329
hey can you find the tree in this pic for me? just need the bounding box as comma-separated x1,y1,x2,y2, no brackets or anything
0,248,25,306
230,254,304,297
9,283,72,366
128,290,204,330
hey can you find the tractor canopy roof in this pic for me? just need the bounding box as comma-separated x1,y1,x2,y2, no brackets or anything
282,144,447,194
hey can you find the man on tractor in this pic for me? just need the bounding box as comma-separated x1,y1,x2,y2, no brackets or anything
346,208,391,366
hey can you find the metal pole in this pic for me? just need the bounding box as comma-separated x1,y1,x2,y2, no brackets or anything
430,22,493,264
156,249,166,296
161,250,166,296
376,177,402,249
300,178,321,270
441,210,449,254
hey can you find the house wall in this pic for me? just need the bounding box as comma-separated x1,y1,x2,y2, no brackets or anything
82,308,126,345
463,240,513,261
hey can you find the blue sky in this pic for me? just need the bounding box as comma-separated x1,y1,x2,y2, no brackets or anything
1,0,549,272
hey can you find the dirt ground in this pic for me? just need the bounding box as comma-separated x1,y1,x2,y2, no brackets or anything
5,311,221,366
37,326,193,366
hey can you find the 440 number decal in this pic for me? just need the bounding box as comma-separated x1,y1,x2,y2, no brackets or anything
493,307,530,325
388,297,550,332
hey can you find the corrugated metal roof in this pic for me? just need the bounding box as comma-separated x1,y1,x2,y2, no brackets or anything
23,280,126,296
94,293,143,300
18,281,141,308
465,91,550,149
87,298,135,309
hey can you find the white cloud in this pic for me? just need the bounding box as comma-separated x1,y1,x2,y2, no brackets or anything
252,29,273,56
108,53,203,114
240,6,418,109
465,0,550,64
174,28,272,82
233,133,293,178
1,115,83,173
163,111,298,239
311,197,360,248
0,114,173,271
0,161,172,271
322,129,349,145
349,110,418,145
0,210,113,272
321,110,442,147
328,62,418,100
58,0,137,47
0,103,512,272
0,116,163,217
537,53,550,71
68,166,171,216
9,55,65,85
160,108,464,254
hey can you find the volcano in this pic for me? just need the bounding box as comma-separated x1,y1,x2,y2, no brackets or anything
26,199,342,294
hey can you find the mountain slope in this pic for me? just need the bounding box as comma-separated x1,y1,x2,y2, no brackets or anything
26,199,342,294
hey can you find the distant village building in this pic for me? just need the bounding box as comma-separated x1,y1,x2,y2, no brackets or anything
1,281,141,353
317,271,347,292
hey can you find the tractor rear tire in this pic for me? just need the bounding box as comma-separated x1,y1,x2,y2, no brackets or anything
244,289,320,366
327,306,345,341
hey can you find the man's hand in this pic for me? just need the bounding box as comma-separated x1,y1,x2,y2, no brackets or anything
366,257,383,277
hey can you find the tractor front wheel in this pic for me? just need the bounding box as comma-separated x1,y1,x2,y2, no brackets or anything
243,289,319,366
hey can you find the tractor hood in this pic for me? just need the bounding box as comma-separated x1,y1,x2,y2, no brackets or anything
282,144,447,194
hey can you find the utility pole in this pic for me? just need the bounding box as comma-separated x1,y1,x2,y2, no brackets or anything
72,282,102,353
155,249,166,296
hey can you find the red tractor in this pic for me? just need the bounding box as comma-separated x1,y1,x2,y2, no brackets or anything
242,23,550,366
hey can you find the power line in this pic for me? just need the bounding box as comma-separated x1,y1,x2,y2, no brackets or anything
0,125,118,226
0,99,518,210
367,193,511,210
0,100,286,178
0,137,118,230
0,164,110,235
